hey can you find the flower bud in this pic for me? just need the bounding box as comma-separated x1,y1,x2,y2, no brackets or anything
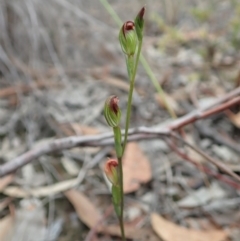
104,95,121,127
134,7,145,40
119,21,138,56
104,159,119,186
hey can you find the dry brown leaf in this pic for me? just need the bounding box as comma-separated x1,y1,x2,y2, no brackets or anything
151,213,228,241
0,198,12,212
3,178,78,198
185,218,217,231
227,111,240,128
100,224,159,241
123,143,152,193
64,189,101,228
0,215,14,241
0,175,14,191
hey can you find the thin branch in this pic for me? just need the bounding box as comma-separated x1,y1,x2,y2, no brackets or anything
170,133,240,183
166,138,240,189
0,87,240,177
169,96,240,130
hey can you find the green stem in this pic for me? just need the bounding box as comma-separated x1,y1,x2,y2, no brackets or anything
122,41,143,153
113,126,122,158
117,40,143,241
126,55,134,81
112,126,125,241
100,0,177,119
117,156,125,241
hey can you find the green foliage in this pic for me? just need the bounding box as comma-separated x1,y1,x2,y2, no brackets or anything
113,127,122,158
112,185,121,217
104,7,146,241
134,7,145,41
190,7,212,23
230,13,240,49
104,96,121,128
151,13,185,51
119,21,138,57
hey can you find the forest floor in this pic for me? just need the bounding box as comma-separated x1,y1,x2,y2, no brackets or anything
0,0,240,240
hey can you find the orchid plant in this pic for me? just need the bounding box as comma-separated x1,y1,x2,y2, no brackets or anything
103,7,145,241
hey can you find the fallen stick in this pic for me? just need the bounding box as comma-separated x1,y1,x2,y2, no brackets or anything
167,138,240,189
0,87,240,177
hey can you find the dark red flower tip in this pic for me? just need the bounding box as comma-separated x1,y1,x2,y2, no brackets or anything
122,21,135,37
104,159,119,185
138,7,145,20
125,21,135,31
109,96,119,115
105,159,118,173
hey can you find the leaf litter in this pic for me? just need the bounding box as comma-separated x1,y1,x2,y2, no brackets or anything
0,0,240,240
151,213,228,241
123,142,152,193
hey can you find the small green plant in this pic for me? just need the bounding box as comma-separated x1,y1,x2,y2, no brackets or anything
229,4,240,49
100,0,176,119
190,7,212,23
151,13,185,50
103,7,145,241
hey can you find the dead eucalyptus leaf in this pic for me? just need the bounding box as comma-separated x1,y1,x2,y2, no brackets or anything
0,215,14,241
123,143,152,193
0,175,14,191
64,189,101,228
151,213,228,241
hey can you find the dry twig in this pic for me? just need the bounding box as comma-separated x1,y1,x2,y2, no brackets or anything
0,87,240,177
170,133,240,183
166,138,240,189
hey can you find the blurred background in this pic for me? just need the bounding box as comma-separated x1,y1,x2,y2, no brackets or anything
0,0,240,240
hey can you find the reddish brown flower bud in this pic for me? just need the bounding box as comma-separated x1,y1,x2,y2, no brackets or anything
109,96,119,115
122,21,135,36
134,7,145,40
119,21,138,56
138,7,145,20
104,95,121,127
104,159,119,186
